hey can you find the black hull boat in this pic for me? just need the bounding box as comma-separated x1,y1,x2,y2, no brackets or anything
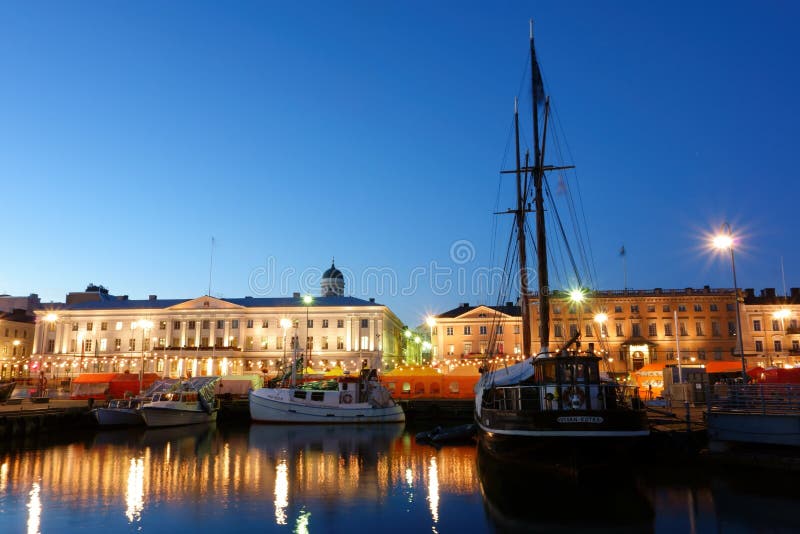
473,21,649,451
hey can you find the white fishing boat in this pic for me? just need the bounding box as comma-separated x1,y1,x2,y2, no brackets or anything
141,377,219,427
92,379,179,427
249,369,405,424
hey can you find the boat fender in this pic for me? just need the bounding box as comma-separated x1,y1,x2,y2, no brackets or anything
341,393,353,404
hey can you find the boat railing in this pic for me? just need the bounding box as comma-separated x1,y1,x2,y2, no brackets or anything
708,383,800,415
483,383,644,412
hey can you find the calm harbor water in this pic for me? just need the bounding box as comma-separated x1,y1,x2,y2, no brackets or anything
1,422,799,533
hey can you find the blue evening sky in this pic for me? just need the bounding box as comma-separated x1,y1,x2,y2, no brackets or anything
1,1,798,325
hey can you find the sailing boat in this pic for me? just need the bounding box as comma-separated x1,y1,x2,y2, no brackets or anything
474,22,649,448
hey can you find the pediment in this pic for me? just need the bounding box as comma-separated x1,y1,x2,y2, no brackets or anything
167,296,244,310
459,305,514,320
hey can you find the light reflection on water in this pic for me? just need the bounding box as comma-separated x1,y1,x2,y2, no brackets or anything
0,423,799,533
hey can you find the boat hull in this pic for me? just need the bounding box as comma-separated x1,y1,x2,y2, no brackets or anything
477,407,649,438
93,407,144,426
249,389,405,424
140,406,217,427
0,381,16,402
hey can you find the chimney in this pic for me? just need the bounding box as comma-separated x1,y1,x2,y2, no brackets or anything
293,292,300,299
791,287,800,299
703,285,710,293
506,301,513,307
745,288,755,299
369,298,375,303
148,295,157,301
763,288,776,299
654,288,662,294
460,302,469,307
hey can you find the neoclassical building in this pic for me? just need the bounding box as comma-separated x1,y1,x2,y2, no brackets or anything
31,262,405,379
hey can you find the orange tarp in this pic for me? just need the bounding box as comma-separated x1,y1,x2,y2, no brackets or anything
70,372,160,399
705,361,745,374
632,363,667,398
382,366,477,399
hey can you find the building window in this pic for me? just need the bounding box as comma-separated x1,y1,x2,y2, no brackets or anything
714,349,722,360
337,320,344,328
173,321,181,330
99,339,107,351
276,337,284,350
173,337,181,347
446,327,453,336
217,320,224,329
432,327,437,335
246,336,254,350
214,337,222,348
554,323,564,338
755,340,763,352
585,323,593,337
664,323,673,337
793,340,799,351
322,320,329,328
480,342,487,354
600,324,608,337
479,326,488,335
496,325,503,335
631,305,639,313
775,340,782,352
695,322,704,336
753,320,762,332
159,321,167,330
307,320,314,328
614,306,622,313
247,319,254,328
360,336,368,350
360,319,368,328
46,340,55,352
513,325,520,334
114,338,121,351
727,303,735,312
666,350,674,360
100,322,108,331
678,305,686,312
728,321,736,336
553,305,561,314
663,305,670,312
615,323,624,337
158,338,166,348
305,336,313,350
260,337,268,349
321,336,329,350
569,323,578,337
464,342,472,355
710,304,718,312
87,322,93,331
447,345,455,356
201,320,209,329
188,321,196,330
694,304,702,312
336,336,344,349
632,323,641,337
771,320,780,331
262,320,269,328
143,338,150,351
187,338,196,348
698,350,706,360
463,326,471,335
647,305,655,313
711,321,721,337
72,323,79,331
648,323,657,337
129,339,136,351
679,322,688,336
232,320,239,329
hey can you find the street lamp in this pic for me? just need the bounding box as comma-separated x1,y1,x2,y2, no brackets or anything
712,223,746,383
303,295,313,369
426,316,436,363
133,320,153,393
280,318,292,380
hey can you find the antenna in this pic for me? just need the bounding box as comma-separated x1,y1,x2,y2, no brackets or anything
781,256,788,298
207,237,215,296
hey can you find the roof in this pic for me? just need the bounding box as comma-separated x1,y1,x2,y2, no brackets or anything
322,261,343,279
62,295,382,311
435,304,521,319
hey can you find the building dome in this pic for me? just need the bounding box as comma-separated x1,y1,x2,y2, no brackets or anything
321,259,345,297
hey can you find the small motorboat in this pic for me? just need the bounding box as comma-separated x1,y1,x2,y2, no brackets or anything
416,423,477,445
141,377,219,427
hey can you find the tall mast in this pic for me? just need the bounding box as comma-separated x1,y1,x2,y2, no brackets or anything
514,98,532,357
531,19,550,355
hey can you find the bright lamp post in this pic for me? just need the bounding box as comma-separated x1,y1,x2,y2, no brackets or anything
426,316,436,363
713,223,746,383
133,320,153,393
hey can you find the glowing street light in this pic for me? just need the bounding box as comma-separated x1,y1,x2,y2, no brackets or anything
712,222,746,382
568,288,586,303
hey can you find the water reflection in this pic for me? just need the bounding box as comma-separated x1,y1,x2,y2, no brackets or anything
125,457,144,523
27,482,41,534
274,459,288,525
476,438,655,533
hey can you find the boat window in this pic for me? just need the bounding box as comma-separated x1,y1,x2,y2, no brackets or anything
386,382,396,391
310,391,324,402
342,383,348,391
293,390,307,400
540,362,557,383
414,382,425,395
448,381,460,393
402,382,411,393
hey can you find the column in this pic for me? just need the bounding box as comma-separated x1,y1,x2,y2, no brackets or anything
345,316,352,351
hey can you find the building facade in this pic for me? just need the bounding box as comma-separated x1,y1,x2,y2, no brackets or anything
431,286,799,376
30,291,404,380
0,310,35,379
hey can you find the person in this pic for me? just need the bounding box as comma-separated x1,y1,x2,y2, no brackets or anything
648,383,653,401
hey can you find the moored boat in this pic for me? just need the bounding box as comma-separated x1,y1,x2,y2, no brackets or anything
249,369,405,424
140,377,219,427
92,379,179,427
0,380,16,403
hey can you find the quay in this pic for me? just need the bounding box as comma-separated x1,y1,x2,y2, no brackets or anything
0,399,91,438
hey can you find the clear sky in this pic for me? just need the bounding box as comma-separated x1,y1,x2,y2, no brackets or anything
1,1,798,326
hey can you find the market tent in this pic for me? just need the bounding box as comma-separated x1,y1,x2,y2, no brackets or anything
631,362,667,397
705,361,746,374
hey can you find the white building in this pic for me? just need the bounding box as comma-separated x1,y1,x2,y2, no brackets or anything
32,264,404,378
